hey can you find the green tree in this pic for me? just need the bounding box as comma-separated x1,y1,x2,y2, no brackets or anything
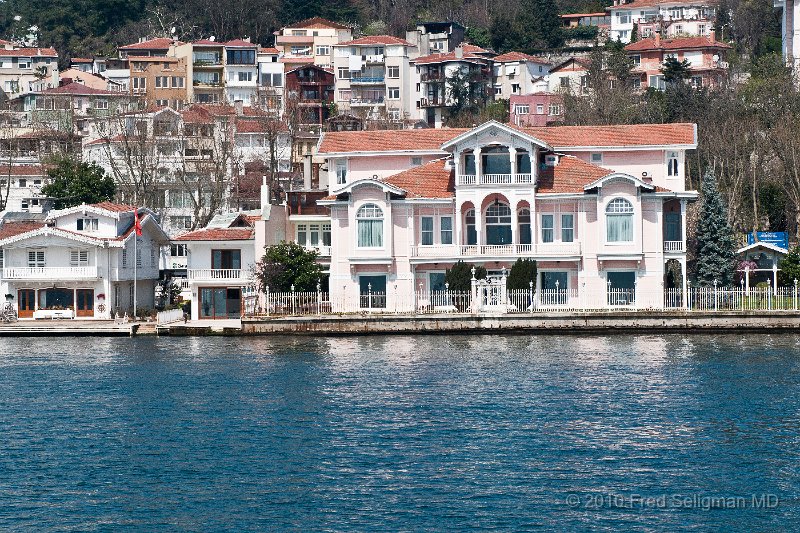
445,261,486,292
695,170,737,286
41,155,116,209
254,241,323,292
506,258,537,290
489,0,563,53
778,246,800,286
661,56,692,85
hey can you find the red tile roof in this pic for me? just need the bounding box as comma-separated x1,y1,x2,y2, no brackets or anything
175,227,254,241
70,57,93,62
0,47,57,57
492,51,550,64
260,47,280,54
625,36,731,52
337,35,415,47
120,38,178,50
192,39,220,46
318,123,696,154
287,17,351,30
38,81,120,96
90,201,139,213
611,0,718,9
382,159,455,199
0,165,46,176
235,118,280,133
537,156,612,194
413,44,491,65
0,221,45,240
223,39,257,47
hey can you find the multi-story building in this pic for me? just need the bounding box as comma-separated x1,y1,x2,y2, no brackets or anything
172,39,259,105
257,47,283,113
127,56,188,108
274,17,352,70
509,93,564,126
313,121,698,311
491,52,551,99
0,43,58,98
0,164,49,213
285,64,335,126
609,0,718,43
221,39,259,106
625,34,731,89
413,44,495,127
332,36,419,123
405,21,466,55
548,57,591,94
0,201,169,319
118,37,177,59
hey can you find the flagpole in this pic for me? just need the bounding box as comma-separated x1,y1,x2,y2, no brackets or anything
133,223,137,320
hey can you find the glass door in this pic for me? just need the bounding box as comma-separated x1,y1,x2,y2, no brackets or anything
17,289,35,318
76,289,94,317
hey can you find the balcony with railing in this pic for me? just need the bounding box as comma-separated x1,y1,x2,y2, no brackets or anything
2,266,99,280
187,269,253,283
350,76,385,84
410,242,582,259
457,173,533,186
420,96,445,107
664,241,685,253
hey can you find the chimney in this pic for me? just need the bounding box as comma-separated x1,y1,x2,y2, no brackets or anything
303,153,312,189
654,32,661,47
455,45,464,59
710,30,716,43
234,99,243,116
261,175,270,206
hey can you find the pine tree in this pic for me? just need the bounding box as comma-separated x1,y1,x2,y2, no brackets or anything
507,258,537,290
695,170,737,286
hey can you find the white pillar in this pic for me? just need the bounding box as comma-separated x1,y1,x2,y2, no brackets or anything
475,200,484,247
473,147,482,183
773,254,779,294
453,154,461,182
680,199,687,250
509,146,517,181
681,257,688,309
510,200,518,246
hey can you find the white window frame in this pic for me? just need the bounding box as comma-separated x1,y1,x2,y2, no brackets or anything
356,203,384,248
605,197,635,243
667,151,680,177
70,250,89,266
28,249,45,268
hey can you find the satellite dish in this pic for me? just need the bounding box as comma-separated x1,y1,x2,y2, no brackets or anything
209,36,215,42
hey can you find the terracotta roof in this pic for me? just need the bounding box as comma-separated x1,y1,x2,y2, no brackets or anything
319,123,696,154
0,47,57,57
70,57,93,63
561,12,608,18
550,56,591,72
235,118,275,133
0,165,46,176
90,201,139,213
0,221,45,240
319,128,466,154
192,39,220,46
260,47,280,54
38,82,120,96
287,17,351,30
382,159,455,199
337,35,415,47
524,123,696,148
492,51,550,64
120,38,178,50
413,44,491,65
180,103,236,123
537,156,612,193
175,227,254,241
223,39,256,47
611,0,718,9
625,36,731,52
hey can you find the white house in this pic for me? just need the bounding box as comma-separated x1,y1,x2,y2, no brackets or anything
0,201,169,319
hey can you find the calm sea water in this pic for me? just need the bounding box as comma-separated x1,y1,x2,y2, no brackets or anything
0,334,798,531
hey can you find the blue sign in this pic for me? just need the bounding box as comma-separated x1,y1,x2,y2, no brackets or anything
746,232,789,250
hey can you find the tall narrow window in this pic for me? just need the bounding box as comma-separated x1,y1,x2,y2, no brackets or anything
421,216,434,245
606,198,634,242
322,223,331,246
667,151,679,177
335,160,347,184
297,224,307,245
561,214,574,243
465,209,477,245
440,216,453,245
357,203,383,247
518,209,531,245
541,214,554,243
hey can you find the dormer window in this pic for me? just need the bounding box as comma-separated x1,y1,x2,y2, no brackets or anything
77,217,99,232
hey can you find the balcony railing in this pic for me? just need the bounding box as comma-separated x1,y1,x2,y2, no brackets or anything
350,76,385,84
664,241,685,253
2,266,99,279
364,54,385,63
420,97,445,107
186,268,252,282
350,97,385,105
458,174,533,186
302,245,331,257
410,243,582,258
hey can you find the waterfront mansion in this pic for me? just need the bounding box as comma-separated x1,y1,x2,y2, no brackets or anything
306,120,698,310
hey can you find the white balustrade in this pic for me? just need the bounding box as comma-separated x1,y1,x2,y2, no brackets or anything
457,173,535,186
186,269,251,281
2,266,99,279
410,242,581,258
664,241,685,253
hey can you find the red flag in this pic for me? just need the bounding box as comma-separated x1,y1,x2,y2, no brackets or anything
134,209,142,236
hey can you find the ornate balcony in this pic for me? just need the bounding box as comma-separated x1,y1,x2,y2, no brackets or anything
664,241,685,253
410,242,582,260
186,269,253,283
457,173,533,186
2,266,99,280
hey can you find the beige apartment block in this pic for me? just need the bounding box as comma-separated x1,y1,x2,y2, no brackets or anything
274,17,352,71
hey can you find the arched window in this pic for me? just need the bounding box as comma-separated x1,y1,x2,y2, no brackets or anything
518,208,531,245
606,198,634,242
486,202,512,245
465,209,477,245
357,203,383,247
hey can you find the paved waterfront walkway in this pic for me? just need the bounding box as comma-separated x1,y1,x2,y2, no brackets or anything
0,319,137,336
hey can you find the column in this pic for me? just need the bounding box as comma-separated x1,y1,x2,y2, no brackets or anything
529,151,537,185
454,204,462,247
680,200,687,251
773,253,779,294
509,146,517,182
681,257,688,309
510,201,518,247
474,203,483,247
453,154,461,184
473,147,482,184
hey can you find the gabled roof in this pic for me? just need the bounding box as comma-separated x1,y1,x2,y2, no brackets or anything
0,47,57,58
0,221,45,240
36,81,120,96
260,47,280,55
318,128,467,155
381,159,454,199
174,227,254,241
413,44,491,65
90,201,139,213
492,51,550,64
119,38,178,50
537,156,613,194
549,56,591,72
441,120,552,151
625,36,731,52
286,17,351,30
737,242,788,255
0,164,46,176
223,39,256,47
336,35,415,47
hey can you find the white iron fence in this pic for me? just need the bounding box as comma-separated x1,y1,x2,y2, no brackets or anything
242,285,800,317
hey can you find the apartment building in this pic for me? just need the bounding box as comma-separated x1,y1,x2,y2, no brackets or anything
491,52,551,99
332,36,419,123
285,64,335,126
0,43,58,97
0,164,49,213
127,56,189,108
548,57,591,94
609,0,718,43
626,34,731,89
257,47,283,113
509,93,564,126
274,17,352,70
171,39,259,106
405,21,466,55
118,37,177,59
413,44,495,127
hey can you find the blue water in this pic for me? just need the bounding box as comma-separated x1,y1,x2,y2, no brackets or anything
0,334,798,531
